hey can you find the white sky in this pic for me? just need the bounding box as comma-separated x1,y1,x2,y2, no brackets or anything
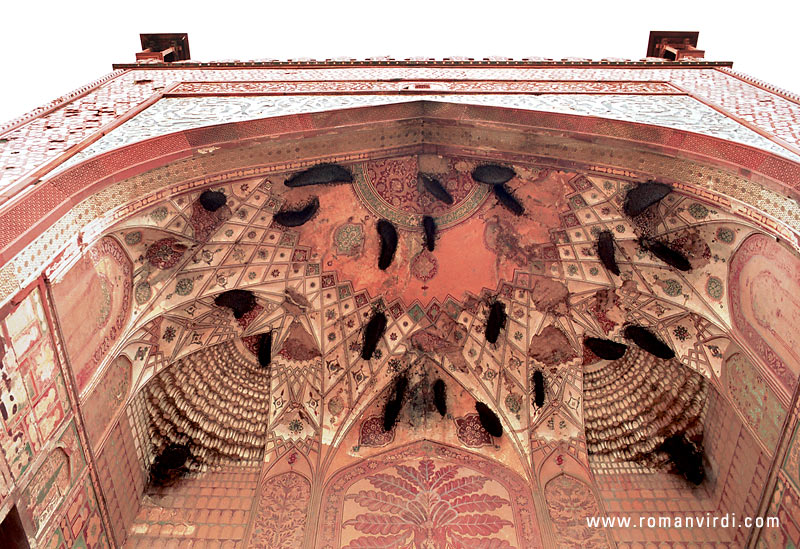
1,0,797,125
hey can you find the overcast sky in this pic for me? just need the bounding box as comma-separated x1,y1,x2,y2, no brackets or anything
0,0,796,125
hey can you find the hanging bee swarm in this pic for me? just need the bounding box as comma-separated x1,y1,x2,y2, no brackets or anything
492,184,525,216
377,219,398,270
383,374,408,432
475,401,503,437
273,197,319,227
640,238,692,272
660,433,705,485
419,173,454,204
149,443,191,487
485,301,507,344
284,163,353,187
433,378,447,416
623,325,675,360
198,189,227,212
532,370,546,408
623,181,672,217
422,215,437,252
361,311,388,360
596,230,620,276
584,337,628,360
472,164,516,185
214,289,257,319
257,331,272,368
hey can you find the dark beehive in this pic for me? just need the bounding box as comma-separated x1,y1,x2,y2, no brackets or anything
284,163,353,187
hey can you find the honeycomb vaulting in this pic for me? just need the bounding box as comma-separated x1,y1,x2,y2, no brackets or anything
141,340,270,470
583,347,708,467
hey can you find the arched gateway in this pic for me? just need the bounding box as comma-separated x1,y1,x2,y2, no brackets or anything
1,44,800,548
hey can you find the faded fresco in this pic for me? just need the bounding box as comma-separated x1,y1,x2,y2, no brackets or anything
0,287,71,488
82,355,132,449
21,421,86,534
545,474,609,548
250,471,312,548
50,236,133,393
725,351,787,453
40,475,110,549
730,234,800,394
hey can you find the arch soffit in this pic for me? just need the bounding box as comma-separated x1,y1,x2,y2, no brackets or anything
8,102,800,455
3,99,800,306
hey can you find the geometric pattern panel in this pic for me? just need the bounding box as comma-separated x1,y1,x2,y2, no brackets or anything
18,152,795,547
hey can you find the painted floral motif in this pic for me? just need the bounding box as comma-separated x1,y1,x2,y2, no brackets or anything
359,416,395,447
660,278,683,297
250,472,311,549
342,459,514,549
288,419,304,434
716,227,735,244
236,303,264,329
505,393,522,418
688,202,709,219
134,282,152,305
175,278,194,296
569,195,587,209
411,250,439,282
149,206,168,222
124,231,142,245
454,414,493,447
162,326,176,342
672,325,690,341
145,238,186,269
95,275,112,328
334,223,365,256
706,276,724,300
545,475,609,548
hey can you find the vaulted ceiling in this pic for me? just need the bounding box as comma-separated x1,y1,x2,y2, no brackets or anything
103,152,766,478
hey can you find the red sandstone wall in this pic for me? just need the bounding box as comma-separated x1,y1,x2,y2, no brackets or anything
0,283,112,548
